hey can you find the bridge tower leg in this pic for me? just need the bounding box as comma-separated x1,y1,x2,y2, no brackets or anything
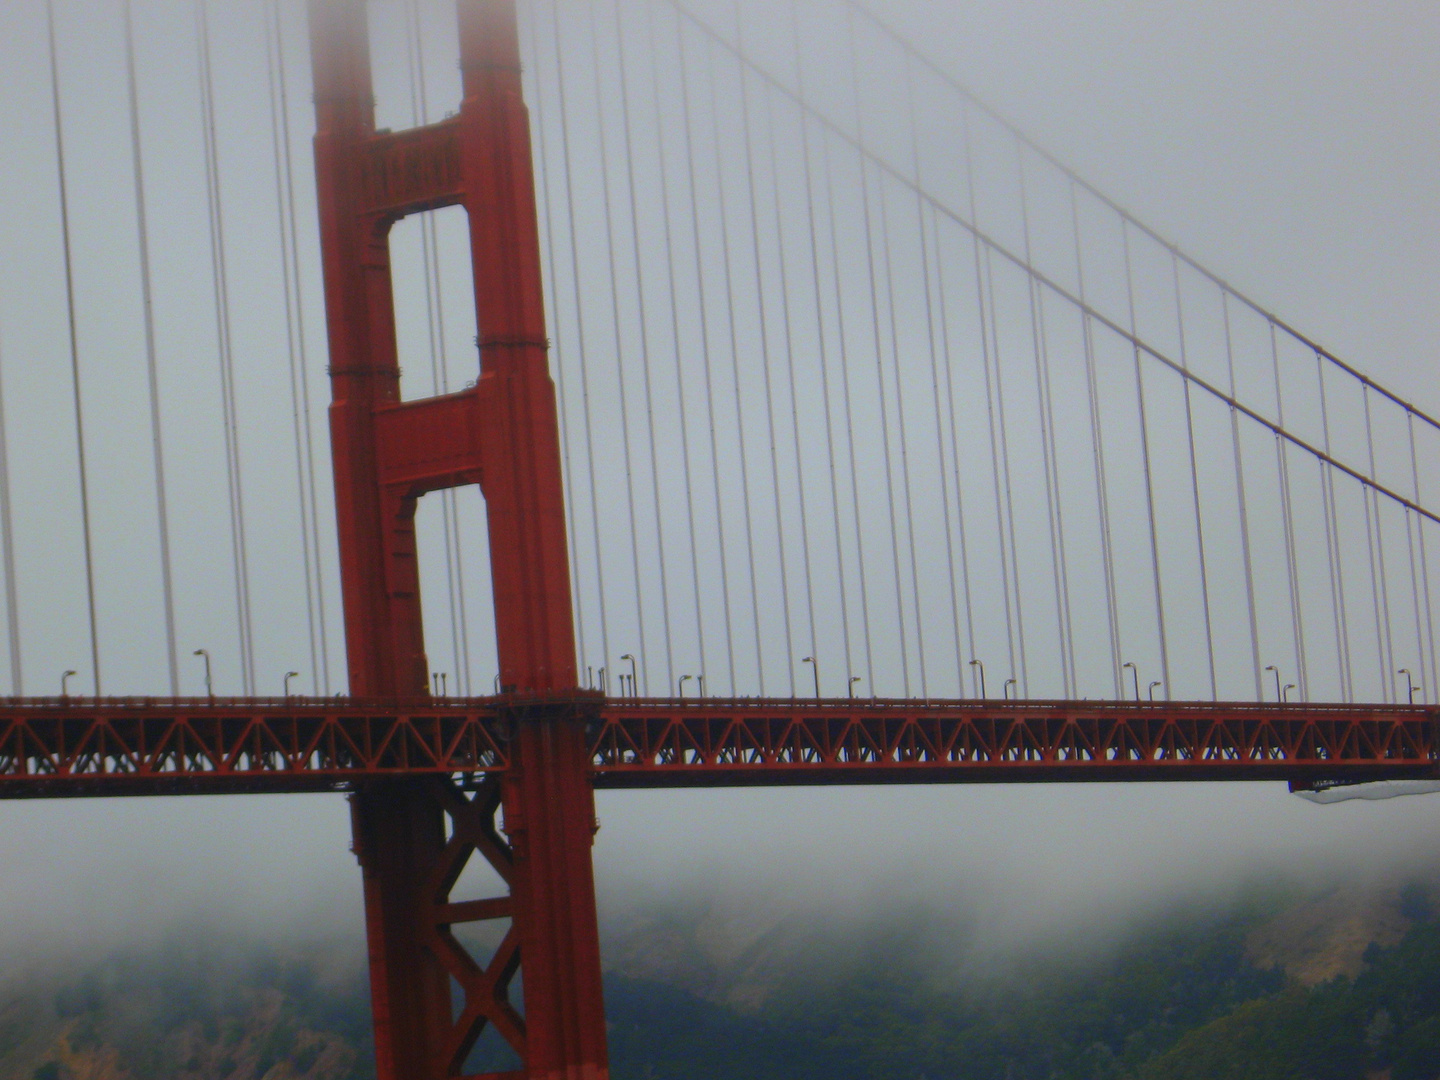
308,1,608,1077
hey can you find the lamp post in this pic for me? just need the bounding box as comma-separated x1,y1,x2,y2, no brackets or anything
1283,683,1296,702
969,659,986,699
193,649,213,700
1003,678,1017,700
1399,668,1420,704
1264,665,1282,702
678,674,691,699
1148,680,1162,701
1122,661,1139,701
621,654,638,698
60,669,77,699
801,656,820,699
284,670,300,698
848,676,862,698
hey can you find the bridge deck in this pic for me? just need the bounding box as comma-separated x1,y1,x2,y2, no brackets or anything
0,698,1431,797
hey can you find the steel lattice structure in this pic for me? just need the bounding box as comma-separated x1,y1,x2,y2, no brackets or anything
0,697,1431,797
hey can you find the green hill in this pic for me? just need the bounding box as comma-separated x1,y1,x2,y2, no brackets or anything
3,877,1439,1080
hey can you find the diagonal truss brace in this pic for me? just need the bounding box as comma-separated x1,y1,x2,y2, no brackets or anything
425,776,526,1074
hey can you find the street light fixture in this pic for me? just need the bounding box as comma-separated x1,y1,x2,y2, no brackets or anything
61,670,77,698
1148,680,1162,701
284,670,300,698
969,659,986,699
1399,668,1420,704
848,676,862,698
1003,678,1017,700
678,674,692,699
1264,665,1282,703
621,654,638,698
1122,661,1139,701
1283,683,1296,702
193,649,213,700
801,656,820,699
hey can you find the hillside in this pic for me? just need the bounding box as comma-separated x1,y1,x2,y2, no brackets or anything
2,874,1439,1080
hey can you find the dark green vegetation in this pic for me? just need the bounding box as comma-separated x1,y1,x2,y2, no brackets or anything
3,881,1440,1080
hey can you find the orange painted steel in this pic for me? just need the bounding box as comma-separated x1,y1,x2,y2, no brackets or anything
0,699,1431,798
307,0,604,1075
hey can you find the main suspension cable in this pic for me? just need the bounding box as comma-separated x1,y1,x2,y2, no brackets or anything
844,0,1440,440
666,1,1437,527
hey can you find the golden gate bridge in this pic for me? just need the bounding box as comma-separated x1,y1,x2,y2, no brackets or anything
1,0,1437,1076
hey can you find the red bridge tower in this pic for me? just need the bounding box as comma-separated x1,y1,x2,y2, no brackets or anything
308,0,607,1076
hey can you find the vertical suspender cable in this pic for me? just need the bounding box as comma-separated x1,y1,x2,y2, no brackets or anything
847,8,910,697
1121,222,1171,699
1403,474,1425,698
1408,413,1438,700
647,0,707,689
533,1,589,684
790,0,854,687
1269,324,1308,698
47,0,102,695
1316,356,1354,698
933,206,979,692
0,325,20,694
406,0,469,694
822,132,875,693
765,50,818,676
735,1,796,697
553,3,612,684
677,22,737,694
964,108,1018,691
1171,254,1217,700
1221,293,1262,700
984,245,1027,692
875,59,928,699
908,60,966,698
265,0,321,696
273,0,330,695
1362,387,1396,699
124,0,178,695
616,0,674,697
704,35,765,695
1069,183,1120,696
1018,150,1074,698
591,4,650,695
197,0,255,694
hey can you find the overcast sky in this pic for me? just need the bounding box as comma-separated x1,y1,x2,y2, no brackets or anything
1,0,1438,965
